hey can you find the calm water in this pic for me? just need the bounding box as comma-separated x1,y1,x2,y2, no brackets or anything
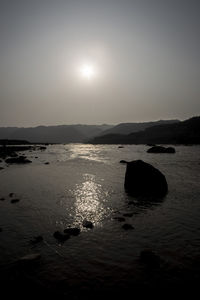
0,144,200,294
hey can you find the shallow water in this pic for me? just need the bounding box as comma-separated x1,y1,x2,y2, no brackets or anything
0,144,200,294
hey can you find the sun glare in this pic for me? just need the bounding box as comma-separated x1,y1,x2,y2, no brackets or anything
80,64,95,80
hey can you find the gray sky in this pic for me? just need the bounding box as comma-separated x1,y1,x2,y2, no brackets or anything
0,0,199,126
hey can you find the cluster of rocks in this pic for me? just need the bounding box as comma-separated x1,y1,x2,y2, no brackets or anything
53,220,94,243
5,156,32,164
0,193,21,204
113,210,135,230
0,144,48,165
0,145,33,159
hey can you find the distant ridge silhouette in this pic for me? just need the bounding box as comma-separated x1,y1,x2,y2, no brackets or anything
89,116,200,144
0,120,178,143
0,124,113,143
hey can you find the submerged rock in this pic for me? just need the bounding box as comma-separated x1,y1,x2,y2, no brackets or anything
124,160,168,197
82,220,94,229
147,146,175,153
122,223,134,230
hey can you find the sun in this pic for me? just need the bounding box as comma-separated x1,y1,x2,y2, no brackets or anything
80,64,95,80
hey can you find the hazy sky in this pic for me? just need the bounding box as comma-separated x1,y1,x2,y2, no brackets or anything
0,0,199,126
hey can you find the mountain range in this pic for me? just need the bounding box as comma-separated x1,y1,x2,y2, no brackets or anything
89,116,200,144
0,120,179,143
1,117,199,144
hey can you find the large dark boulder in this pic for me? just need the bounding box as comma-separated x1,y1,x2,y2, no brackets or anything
124,160,168,197
147,146,175,153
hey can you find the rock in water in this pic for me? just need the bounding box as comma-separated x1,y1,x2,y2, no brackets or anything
147,146,175,153
53,231,70,242
82,220,94,229
124,160,168,197
5,156,32,164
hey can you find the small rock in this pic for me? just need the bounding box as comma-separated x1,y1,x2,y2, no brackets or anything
82,220,94,229
120,160,127,164
0,197,5,201
39,146,46,150
0,167,4,170
53,231,70,242
35,156,38,158
113,217,126,222
11,199,20,204
147,146,175,154
9,193,14,197
118,146,124,148
64,227,80,236
122,223,134,230
44,162,49,165
140,249,160,268
0,228,2,232
123,213,133,217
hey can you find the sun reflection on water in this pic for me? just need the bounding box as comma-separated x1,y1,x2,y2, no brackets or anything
72,174,108,227
69,144,108,163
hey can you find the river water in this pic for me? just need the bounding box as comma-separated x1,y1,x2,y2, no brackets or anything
0,144,200,295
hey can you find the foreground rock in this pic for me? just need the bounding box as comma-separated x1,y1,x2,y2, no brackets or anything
64,227,80,236
124,160,168,197
5,156,32,164
82,220,94,229
53,231,70,242
147,146,175,153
